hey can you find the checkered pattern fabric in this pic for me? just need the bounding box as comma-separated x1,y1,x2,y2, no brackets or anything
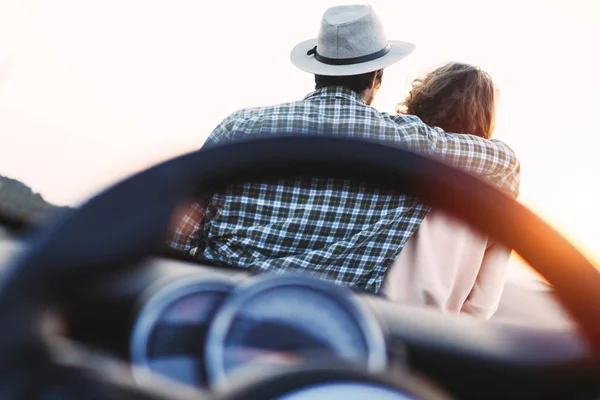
169,87,520,292
166,201,205,255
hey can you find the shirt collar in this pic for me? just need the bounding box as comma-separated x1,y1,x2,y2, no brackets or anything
303,86,366,105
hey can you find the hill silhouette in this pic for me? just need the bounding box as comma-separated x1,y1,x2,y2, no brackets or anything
0,174,73,226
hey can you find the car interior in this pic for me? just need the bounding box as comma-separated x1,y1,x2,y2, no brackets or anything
0,136,598,399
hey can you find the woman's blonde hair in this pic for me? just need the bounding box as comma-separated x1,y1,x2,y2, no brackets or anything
397,62,497,139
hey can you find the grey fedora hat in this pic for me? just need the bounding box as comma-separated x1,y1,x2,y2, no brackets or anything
290,5,415,76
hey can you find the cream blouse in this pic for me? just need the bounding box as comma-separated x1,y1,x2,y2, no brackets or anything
380,209,511,319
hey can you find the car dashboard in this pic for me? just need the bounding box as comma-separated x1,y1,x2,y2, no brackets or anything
130,266,388,388
59,254,599,399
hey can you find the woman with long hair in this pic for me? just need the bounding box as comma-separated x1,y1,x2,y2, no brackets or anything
381,62,510,319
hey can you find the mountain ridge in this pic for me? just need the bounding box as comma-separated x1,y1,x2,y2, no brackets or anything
0,174,73,224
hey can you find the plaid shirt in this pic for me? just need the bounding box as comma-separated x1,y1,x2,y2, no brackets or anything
169,87,520,292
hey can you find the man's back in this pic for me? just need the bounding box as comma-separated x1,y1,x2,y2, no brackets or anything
204,87,519,195
190,87,519,292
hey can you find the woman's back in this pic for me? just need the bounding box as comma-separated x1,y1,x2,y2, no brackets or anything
381,209,510,319
384,62,510,318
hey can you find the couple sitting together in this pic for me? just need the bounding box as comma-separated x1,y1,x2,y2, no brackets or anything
167,5,520,320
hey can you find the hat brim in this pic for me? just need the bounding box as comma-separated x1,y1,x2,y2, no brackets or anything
290,39,415,76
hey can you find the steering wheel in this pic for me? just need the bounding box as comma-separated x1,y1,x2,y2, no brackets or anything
0,135,598,398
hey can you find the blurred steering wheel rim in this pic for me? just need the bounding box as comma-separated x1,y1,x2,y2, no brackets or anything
0,135,598,398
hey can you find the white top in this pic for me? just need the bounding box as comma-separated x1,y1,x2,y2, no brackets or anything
380,209,511,319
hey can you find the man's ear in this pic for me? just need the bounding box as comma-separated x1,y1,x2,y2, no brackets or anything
368,71,377,89
369,69,383,89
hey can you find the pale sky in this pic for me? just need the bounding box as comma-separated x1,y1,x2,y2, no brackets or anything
0,0,598,264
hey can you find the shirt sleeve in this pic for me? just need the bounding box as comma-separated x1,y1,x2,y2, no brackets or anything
202,114,237,148
165,201,205,254
389,114,521,198
460,242,512,319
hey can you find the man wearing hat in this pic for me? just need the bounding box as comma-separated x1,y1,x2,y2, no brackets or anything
169,5,520,294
